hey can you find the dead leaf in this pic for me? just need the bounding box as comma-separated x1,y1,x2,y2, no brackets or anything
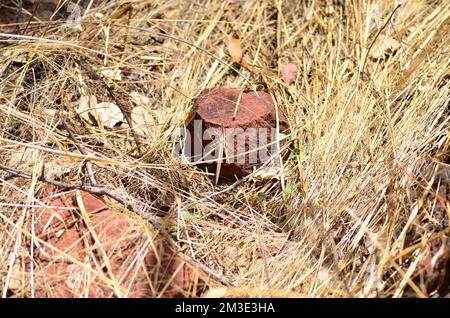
280,63,298,85
8,146,72,179
76,95,94,123
8,147,40,170
76,95,124,128
228,34,243,63
42,108,58,118
129,91,151,107
370,35,400,60
94,102,124,128
131,106,156,137
100,68,122,81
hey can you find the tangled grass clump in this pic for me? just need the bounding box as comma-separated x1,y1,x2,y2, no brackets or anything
0,0,448,297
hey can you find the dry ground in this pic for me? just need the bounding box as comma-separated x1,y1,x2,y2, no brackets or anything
0,0,449,297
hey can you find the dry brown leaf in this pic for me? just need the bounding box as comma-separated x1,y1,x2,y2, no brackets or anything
228,34,243,63
76,95,94,123
280,63,298,85
94,102,124,128
76,96,124,128
131,106,156,137
100,68,122,81
370,35,400,60
8,147,72,179
129,91,151,107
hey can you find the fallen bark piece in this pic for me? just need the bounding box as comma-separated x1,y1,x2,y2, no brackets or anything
183,88,289,179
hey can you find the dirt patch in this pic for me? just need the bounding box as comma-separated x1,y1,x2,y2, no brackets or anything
9,185,208,297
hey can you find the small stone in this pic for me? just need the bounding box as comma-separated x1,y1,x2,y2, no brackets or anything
182,88,289,179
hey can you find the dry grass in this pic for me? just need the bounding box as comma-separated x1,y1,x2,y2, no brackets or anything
0,0,449,298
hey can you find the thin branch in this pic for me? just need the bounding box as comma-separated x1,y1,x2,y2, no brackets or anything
360,4,402,75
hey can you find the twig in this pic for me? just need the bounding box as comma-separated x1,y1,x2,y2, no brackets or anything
16,0,23,33
0,163,234,287
360,4,402,75
21,0,42,35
